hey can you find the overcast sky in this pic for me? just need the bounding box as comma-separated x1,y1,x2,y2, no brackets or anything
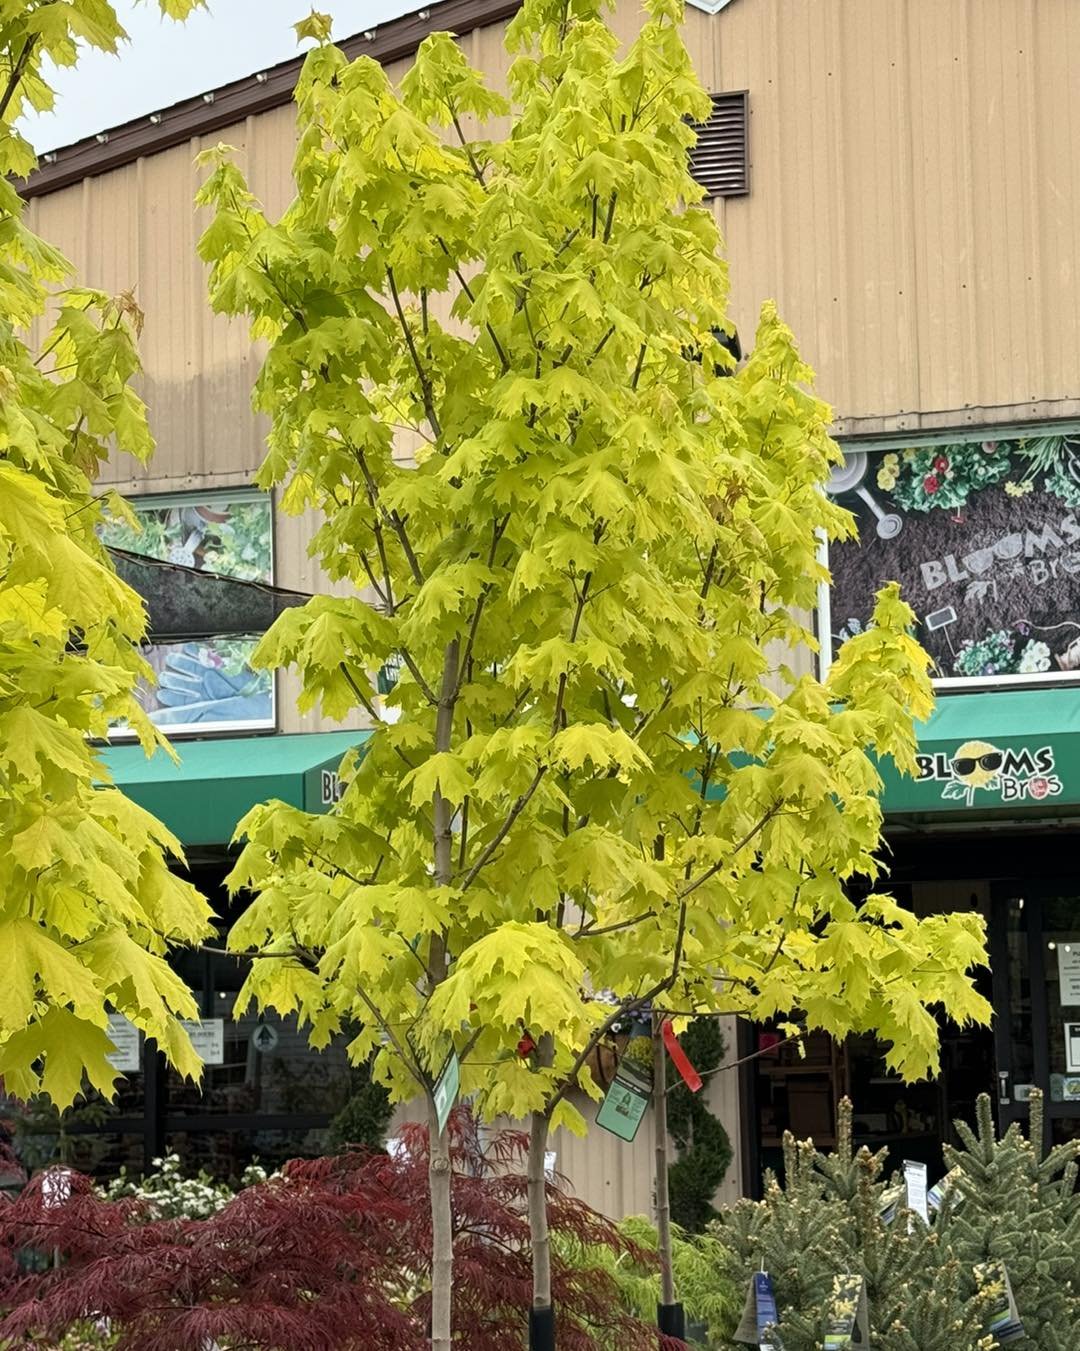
19,1,417,155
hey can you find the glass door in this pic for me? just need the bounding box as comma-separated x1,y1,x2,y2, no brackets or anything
992,883,1080,1147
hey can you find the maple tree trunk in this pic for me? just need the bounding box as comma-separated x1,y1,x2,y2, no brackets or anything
428,638,459,1351
653,1015,684,1337
527,1037,556,1350
428,1096,454,1351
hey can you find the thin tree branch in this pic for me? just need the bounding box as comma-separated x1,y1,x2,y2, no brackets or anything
386,265,442,440
0,34,36,123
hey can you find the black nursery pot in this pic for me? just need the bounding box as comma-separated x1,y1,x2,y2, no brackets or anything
658,1301,686,1338
529,1304,555,1351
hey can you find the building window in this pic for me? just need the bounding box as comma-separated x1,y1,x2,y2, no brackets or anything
689,91,750,199
99,489,275,734
820,427,1080,689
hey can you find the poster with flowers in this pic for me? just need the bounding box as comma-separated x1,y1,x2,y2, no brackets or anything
823,432,1080,685
99,492,275,733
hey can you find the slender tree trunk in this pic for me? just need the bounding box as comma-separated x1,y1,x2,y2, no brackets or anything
653,1014,685,1340
428,1094,454,1351
428,638,460,1351
527,1036,556,1350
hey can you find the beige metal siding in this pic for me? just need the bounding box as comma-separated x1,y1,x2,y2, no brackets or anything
703,0,1080,435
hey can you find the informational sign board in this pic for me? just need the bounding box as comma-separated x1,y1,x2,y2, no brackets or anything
1065,1021,1080,1073
823,433,1080,690
180,1018,225,1066
1058,944,1080,1005
106,1014,142,1074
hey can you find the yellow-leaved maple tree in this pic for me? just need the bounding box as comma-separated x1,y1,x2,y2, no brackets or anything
0,2,212,1107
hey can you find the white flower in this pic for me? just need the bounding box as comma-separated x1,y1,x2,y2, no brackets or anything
1018,640,1052,674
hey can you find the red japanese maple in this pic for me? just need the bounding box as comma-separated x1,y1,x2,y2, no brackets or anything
0,1116,681,1350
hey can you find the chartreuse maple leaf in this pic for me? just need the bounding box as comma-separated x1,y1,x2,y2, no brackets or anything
0,1,213,1108
199,0,988,1341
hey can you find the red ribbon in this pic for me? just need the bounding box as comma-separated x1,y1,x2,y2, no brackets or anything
661,1018,702,1093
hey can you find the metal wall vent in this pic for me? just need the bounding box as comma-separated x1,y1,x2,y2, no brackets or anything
689,91,750,198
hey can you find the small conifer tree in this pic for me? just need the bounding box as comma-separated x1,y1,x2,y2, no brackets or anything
937,1090,1080,1349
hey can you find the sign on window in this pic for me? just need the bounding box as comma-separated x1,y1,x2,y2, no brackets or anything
822,432,1080,687
99,492,275,733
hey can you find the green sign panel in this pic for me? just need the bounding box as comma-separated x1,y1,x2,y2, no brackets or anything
873,688,1080,818
595,1062,651,1143
432,1050,460,1136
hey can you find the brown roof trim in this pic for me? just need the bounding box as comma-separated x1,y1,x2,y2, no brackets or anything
19,0,520,200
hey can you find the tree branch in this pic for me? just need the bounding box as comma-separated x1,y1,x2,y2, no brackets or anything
386,265,442,440
0,34,36,124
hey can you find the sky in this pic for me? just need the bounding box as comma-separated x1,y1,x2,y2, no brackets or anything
19,1,418,155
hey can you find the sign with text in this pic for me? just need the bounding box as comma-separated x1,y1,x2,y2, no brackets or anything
1065,1022,1080,1074
106,1014,141,1074
1058,944,1080,1005
595,1061,651,1143
180,1018,225,1066
823,433,1080,688
904,1159,929,1223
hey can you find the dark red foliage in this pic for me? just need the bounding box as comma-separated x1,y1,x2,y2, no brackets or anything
0,1113,684,1350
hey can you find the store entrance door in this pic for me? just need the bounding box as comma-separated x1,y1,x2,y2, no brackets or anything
992,882,1080,1147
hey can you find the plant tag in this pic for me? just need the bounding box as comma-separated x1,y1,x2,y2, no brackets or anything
595,1060,651,1142
976,1260,1025,1344
662,1018,703,1091
903,1159,929,1222
823,1274,869,1348
432,1049,460,1136
40,1166,73,1210
733,1271,779,1348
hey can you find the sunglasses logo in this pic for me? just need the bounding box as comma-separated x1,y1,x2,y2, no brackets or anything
950,751,1003,776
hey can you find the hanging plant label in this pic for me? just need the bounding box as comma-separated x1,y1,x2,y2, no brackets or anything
823,1274,869,1348
432,1050,460,1136
595,1061,651,1142
662,1017,703,1092
976,1261,1025,1344
733,1271,779,1348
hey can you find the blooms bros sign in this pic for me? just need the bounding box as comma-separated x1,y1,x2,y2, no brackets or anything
823,431,1080,686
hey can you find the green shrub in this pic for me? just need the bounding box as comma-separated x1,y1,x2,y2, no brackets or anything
556,1216,739,1348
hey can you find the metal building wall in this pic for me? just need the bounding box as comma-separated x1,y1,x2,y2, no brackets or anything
681,0,1080,437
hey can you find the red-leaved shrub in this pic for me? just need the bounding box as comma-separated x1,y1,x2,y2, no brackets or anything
0,1113,682,1349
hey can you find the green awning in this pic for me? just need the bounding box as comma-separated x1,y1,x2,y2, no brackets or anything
99,730,369,846
879,689,1080,820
